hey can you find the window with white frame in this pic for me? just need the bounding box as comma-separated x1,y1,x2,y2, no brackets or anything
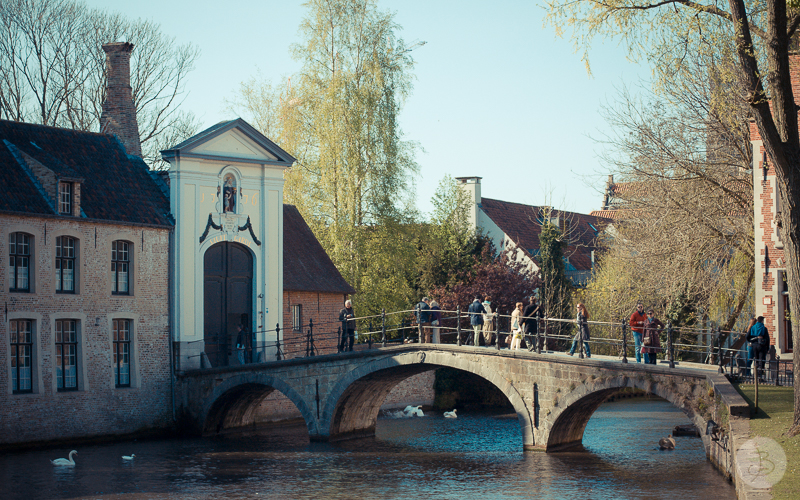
10,319,33,393
56,236,76,293
292,304,303,332
59,182,72,215
111,240,130,294
55,319,78,391
9,232,31,292
113,319,131,387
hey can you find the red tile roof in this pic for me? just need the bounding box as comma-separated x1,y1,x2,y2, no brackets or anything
479,198,610,271
283,205,356,294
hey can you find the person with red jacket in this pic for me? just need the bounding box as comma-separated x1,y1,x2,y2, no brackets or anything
629,302,647,363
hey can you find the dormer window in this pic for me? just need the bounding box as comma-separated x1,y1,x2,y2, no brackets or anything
59,182,72,215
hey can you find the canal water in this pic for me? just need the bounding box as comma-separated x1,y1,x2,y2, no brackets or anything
0,398,734,499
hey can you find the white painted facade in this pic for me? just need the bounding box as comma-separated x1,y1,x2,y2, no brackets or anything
162,120,294,370
457,176,540,276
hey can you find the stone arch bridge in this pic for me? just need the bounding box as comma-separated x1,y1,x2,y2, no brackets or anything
176,344,743,452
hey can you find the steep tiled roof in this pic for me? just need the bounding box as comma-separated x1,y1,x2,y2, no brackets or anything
480,198,610,271
0,120,172,226
283,205,355,294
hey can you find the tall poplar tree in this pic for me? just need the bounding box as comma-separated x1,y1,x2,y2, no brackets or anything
230,0,420,315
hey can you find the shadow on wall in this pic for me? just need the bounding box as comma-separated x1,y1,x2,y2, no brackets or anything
434,367,514,410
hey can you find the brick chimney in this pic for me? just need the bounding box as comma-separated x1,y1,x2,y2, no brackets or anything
100,42,142,157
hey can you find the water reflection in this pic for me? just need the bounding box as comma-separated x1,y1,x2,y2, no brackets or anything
0,398,734,499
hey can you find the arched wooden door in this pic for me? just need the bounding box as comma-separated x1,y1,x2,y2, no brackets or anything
204,242,253,366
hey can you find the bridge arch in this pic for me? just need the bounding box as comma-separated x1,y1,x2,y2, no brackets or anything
319,350,534,447
546,374,703,452
200,372,317,435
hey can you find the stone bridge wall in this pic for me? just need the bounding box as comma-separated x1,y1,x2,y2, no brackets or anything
176,345,730,453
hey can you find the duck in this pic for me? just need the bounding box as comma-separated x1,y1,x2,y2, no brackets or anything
122,454,135,460
444,409,457,418
658,434,676,450
51,450,77,466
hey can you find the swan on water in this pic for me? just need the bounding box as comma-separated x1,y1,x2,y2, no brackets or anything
658,435,676,450
444,409,457,418
404,405,424,417
51,450,77,466
122,454,135,460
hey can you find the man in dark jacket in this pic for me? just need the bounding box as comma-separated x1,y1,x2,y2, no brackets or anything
747,316,770,376
468,297,486,347
339,300,356,352
416,297,431,343
522,296,542,351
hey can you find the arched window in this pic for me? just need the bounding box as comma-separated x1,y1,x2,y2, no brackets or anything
9,232,32,292
56,236,76,293
111,240,130,294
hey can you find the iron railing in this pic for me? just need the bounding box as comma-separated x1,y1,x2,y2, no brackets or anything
185,307,793,386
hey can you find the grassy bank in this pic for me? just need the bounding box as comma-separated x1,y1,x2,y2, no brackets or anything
734,384,799,500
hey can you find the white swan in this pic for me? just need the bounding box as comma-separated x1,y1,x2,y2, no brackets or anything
122,454,135,460
404,405,423,417
51,450,77,466
444,409,457,418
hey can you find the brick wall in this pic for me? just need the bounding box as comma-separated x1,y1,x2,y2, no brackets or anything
0,214,172,446
282,290,347,358
750,65,794,351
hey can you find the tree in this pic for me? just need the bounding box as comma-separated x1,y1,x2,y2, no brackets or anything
415,175,486,295
547,0,800,435
229,0,421,317
538,208,573,323
0,0,200,167
430,244,540,335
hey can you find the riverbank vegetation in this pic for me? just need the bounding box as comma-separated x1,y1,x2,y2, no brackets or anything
735,384,799,499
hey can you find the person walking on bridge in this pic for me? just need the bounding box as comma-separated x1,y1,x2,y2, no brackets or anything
522,295,541,351
568,303,591,357
630,302,647,363
510,302,524,350
642,309,664,365
430,301,442,344
416,297,431,343
468,297,486,347
482,296,496,346
339,300,356,352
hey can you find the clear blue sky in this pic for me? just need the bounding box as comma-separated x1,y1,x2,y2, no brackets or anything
87,0,647,217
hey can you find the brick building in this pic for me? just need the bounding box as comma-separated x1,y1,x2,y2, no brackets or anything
0,122,173,445
457,176,610,286
749,57,797,358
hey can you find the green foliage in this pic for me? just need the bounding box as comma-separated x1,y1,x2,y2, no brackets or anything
538,214,572,321
415,175,486,296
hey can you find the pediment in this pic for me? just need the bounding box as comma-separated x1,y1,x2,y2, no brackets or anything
188,128,278,161
161,118,295,166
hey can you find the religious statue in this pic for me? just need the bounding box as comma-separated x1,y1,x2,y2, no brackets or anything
222,176,236,213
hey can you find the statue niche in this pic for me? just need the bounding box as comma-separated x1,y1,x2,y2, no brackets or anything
222,174,237,214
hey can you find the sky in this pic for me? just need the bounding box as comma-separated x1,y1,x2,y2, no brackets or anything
87,0,648,217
